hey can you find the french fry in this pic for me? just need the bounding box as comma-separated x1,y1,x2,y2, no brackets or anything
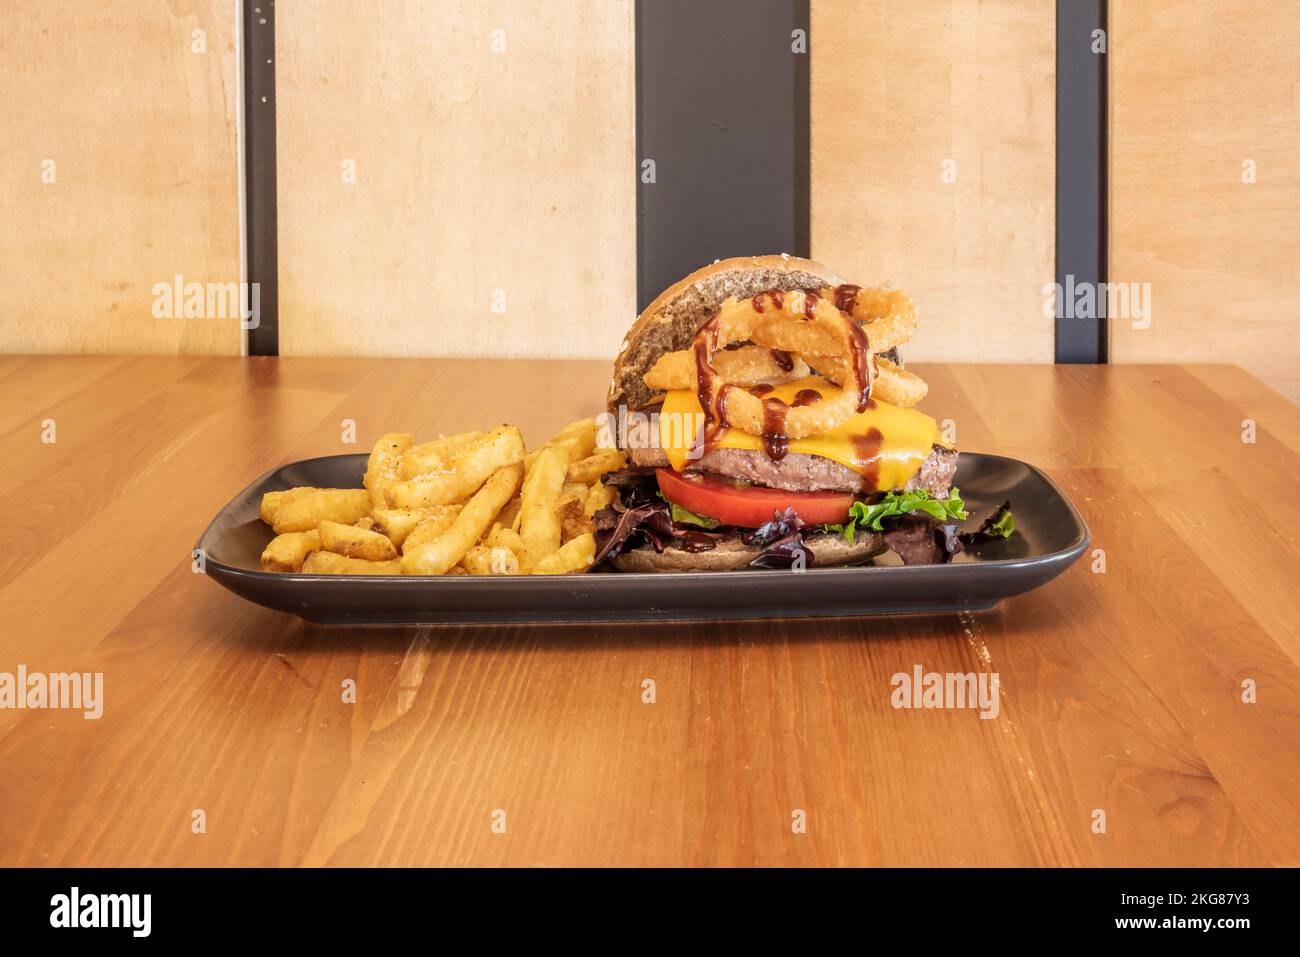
271,488,372,534
565,449,626,485
401,463,524,575
484,524,525,553
545,418,600,464
461,544,522,576
300,550,402,575
371,506,440,548
364,432,413,509
401,506,463,552
257,494,280,522
559,482,589,509
387,425,525,507
259,487,321,525
519,445,567,568
530,533,596,575
524,418,599,471
318,519,398,561
260,530,321,572
400,430,487,479
257,421,607,577
260,491,285,525
583,483,617,517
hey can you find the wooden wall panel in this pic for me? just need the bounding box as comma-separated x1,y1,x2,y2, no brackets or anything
1110,0,1300,402
810,0,1056,363
0,1,242,356
275,0,636,359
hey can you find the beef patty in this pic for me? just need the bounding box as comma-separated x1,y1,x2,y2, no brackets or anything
628,444,958,496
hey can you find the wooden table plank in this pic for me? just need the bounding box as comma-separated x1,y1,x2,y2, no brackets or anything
949,364,1300,669
1184,363,1300,459
1050,468,1296,862
0,358,1295,867
0,356,141,440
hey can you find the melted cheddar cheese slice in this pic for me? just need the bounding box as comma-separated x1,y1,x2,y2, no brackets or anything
657,376,947,492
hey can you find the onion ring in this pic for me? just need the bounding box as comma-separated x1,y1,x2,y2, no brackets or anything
643,344,811,392
870,357,928,408
834,285,918,353
808,354,929,409
691,291,875,440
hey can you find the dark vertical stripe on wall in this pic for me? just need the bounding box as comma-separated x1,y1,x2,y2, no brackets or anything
791,0,811,262
635,0,811,312
1055,0,1108,363
243,0,279,355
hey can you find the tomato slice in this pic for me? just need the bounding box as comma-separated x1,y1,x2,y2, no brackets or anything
656,468,854,528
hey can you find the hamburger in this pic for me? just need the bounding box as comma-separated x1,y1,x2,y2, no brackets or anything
592,255,998,571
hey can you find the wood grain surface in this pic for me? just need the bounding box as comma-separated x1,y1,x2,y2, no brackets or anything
0,357,1296,867
1110,0,1300,403
0,1,242,356
273,0,637,359
810,0,1057,364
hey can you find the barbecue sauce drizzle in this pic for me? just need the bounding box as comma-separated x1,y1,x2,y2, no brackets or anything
851,427,884,490
693,315,729,456
833,283,862,314
847,321,873,413
761,397,790,460
694,285,876,462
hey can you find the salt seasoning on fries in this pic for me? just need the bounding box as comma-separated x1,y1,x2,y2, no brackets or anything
386,425,525,507
401,506,464,552
363,433,413,509
400,430,487,479
401,463,524,575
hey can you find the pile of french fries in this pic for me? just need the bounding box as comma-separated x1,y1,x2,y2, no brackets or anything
258,419,625,576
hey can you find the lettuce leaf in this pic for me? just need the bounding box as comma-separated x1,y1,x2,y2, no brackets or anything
669,502,719,529
986,508,1016,538
827,488,969,542
965,500,1015,541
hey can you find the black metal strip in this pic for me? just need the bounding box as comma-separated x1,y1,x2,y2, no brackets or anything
791,0,810,262
243,0,278,355
1054,0,1108,363
635,0,811,312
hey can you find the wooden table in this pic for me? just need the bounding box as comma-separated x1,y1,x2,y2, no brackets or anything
0,356,1296,867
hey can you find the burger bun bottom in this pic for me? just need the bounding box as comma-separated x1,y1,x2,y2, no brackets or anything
609,529,886,573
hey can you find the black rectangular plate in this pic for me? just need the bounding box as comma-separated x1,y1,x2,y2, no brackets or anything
197,453,1089,625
